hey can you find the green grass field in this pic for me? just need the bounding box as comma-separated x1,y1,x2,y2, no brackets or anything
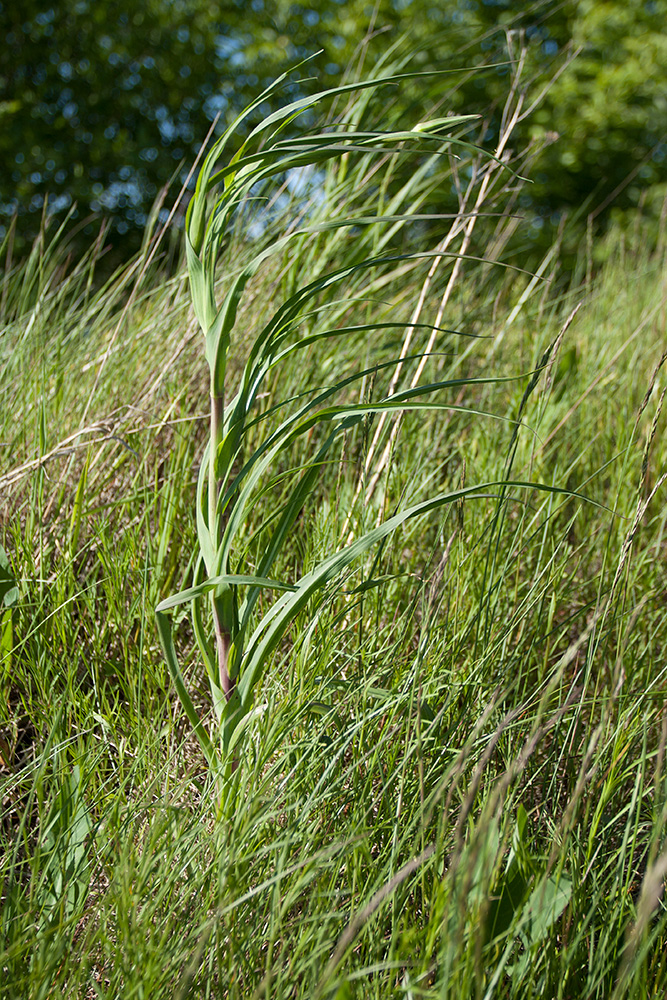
1,79,667,997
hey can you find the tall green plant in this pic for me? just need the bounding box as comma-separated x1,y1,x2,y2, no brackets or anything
155,64,569,782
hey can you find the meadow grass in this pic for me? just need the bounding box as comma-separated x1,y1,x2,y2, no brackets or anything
1,107,667,997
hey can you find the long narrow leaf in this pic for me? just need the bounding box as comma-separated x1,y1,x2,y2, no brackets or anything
155,611,218,768
237,480,606,706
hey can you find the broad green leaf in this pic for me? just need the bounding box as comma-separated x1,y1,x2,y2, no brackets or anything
0,546,18,608
1,609,12,669
523,872,573,944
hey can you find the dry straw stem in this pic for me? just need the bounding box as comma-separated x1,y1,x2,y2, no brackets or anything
342,37,572,534
0,420,119,491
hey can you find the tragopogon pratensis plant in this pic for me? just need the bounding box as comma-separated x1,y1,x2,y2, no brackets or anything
155,63,571,787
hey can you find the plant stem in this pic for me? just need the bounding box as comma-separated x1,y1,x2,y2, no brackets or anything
213,611,234,699
209,390,224,532
210,389,235,701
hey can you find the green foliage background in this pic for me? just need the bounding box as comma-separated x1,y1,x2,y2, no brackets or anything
2,0,667,262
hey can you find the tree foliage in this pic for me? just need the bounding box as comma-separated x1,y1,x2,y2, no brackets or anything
1,0,666,260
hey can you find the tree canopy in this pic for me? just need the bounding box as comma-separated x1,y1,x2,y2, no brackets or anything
2,0,666,261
